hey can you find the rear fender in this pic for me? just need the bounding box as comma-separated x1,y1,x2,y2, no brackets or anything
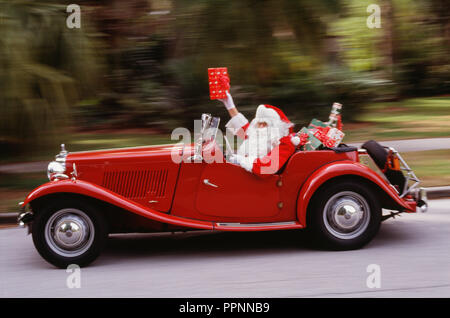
297,161,416,227
23,179,214,230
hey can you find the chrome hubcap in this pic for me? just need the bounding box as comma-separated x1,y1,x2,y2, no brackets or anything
323,191,370,240
54,216,88,249
45,209,95,257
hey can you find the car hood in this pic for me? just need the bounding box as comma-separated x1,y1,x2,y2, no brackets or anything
66,143,185,164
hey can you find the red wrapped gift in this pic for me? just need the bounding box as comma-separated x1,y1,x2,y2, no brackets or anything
312,126,344,148
208,67,230,100
299,132,309,146
312,126,330,141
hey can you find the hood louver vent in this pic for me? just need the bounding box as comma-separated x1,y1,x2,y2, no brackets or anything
102,169,168,199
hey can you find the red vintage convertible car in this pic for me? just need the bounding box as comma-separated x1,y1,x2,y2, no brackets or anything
18,114,427,268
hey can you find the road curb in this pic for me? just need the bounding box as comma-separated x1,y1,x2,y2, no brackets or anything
0,212,19,225
1,186,449,225
426,186,450,199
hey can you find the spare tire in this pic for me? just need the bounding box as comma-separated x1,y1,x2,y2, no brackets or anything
361,140,388,170
361,140,406,193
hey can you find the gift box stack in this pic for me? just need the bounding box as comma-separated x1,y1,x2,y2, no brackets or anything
208,67,230,100
296,103,345,151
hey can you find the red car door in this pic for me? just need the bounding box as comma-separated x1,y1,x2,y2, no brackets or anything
195,162,282,219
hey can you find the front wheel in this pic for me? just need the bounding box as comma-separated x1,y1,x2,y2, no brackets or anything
308,181,381,250
32,199,108,268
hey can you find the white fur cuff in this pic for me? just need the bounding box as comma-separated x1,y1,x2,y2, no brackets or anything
291,135,300,146
225,113,249,135
239,156,256,172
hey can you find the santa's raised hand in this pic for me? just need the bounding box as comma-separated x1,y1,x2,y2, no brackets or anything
218,91,237,112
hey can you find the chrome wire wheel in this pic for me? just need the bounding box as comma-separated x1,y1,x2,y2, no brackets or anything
322,191,371,240
44,208,95,258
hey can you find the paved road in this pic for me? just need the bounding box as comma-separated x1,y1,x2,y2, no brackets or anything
348,137,450,153
1,199,449,298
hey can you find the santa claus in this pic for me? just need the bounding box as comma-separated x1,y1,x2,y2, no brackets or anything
219,92,298,176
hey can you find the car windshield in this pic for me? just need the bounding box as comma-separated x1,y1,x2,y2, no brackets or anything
202,115,220,144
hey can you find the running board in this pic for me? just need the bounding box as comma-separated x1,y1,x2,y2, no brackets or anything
214,221,304,231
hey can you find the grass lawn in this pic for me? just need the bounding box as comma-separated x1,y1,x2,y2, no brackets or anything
401,149,450,187
0,132,175,164
1,96,448,163
0,172,48,214
344,96,450,142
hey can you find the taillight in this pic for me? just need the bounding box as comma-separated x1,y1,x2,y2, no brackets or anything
386,150,401,171
391,156,401,171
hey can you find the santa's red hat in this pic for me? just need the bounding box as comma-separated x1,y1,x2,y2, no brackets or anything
255,104,302,146
255,104,294,133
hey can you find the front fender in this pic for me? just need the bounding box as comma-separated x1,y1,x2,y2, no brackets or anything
296,160,416,227
23,179,214,230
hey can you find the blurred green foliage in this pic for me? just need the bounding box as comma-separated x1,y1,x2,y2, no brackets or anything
0,0,449,160
0,0,102,156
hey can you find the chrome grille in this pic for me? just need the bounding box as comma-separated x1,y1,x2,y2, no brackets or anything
102,169,168,199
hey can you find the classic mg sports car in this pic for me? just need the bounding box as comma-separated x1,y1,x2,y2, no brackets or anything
18,114,428,268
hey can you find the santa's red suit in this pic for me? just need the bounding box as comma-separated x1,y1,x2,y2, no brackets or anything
225,104,298,176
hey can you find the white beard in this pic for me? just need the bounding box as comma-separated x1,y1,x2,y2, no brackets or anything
237,127,281,158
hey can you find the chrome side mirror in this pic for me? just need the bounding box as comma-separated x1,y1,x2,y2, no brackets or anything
201,113,212,132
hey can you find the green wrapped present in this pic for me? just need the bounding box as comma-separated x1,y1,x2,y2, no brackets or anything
307,118,328,129
299,127,323,151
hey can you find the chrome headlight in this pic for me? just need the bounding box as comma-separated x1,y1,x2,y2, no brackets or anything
47,161,66,180
47,144,69,180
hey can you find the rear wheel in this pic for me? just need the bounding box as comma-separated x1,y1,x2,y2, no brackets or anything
32,199,108,268
308,180,381,250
